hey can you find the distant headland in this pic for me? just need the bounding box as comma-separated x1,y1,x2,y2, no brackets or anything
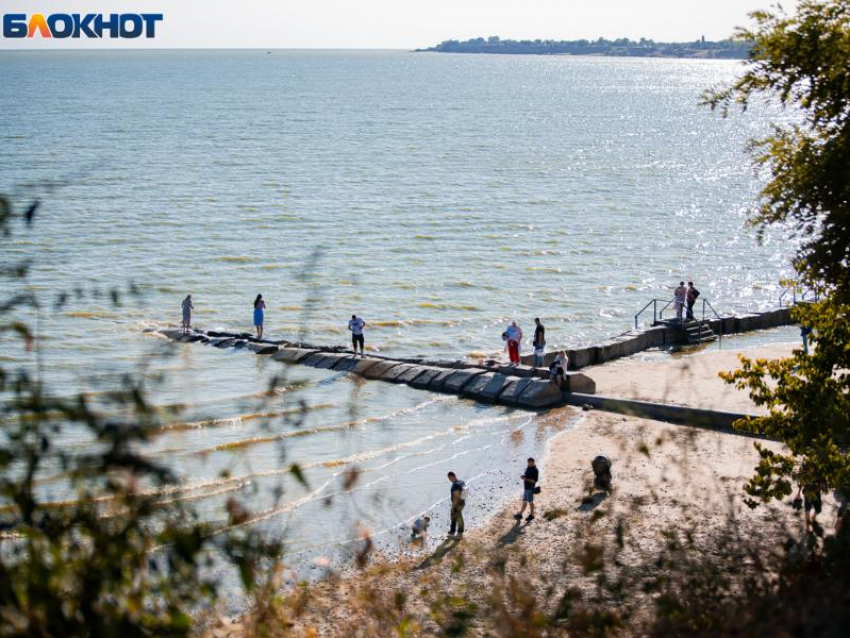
416,36,751,60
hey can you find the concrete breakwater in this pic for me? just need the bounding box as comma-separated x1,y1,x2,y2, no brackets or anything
147,328,596,410
523,306,798,370
147,304,796,413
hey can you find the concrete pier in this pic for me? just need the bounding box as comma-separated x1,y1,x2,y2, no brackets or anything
522,305,798,370
146,303,798,418
149,328,594,410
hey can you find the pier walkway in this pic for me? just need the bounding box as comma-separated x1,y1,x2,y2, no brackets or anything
148,327,595,410
147,301,799,430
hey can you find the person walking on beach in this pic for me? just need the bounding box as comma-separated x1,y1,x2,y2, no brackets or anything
505,321,523,365
794,482,823,533
801,324,813,354
514,458,539,522
181,294,194,333
673,282,687,322
253,294,266,339
533,317,546,368
348,314,366,355
686,281,700,321
447,471,466,539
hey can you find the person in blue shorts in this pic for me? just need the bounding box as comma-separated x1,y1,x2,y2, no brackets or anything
513,458,539,522
253,294,266,339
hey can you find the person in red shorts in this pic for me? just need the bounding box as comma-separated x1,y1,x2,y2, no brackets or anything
504,321,523,365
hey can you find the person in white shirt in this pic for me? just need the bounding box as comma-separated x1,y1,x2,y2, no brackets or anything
348,314,366,355
673,282,687,322
505,321,523,365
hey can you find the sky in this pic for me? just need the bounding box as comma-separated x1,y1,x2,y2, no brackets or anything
0,0,798,49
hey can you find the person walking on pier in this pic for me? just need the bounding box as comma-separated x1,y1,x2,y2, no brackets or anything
686,281,700,321
533,318,546,368
505,321,523,365
253,294,266,339
673,282,687,322
513,457,539,522
181,294,194,334
348,314,366,355
447,471,466,539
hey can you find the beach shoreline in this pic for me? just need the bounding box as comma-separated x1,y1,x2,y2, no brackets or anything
210,338,840,636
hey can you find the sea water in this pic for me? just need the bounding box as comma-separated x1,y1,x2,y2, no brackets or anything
0,50,796,587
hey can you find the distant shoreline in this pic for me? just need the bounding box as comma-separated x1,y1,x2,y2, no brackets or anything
417,36,751,60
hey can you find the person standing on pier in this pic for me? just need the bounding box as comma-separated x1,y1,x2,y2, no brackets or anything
348,314,366,355
181,294,194,333
686,281,700,321
253,294,266,339
505,321,523,365
533,317,546,367
673,282,687,322
447,471,466,539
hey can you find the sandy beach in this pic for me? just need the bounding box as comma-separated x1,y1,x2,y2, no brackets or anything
215,341,837,636
587,342,798,414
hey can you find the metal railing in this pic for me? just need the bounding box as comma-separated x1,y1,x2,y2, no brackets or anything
634,298,670,329
701,298,723,347
634,296,722,328
779,286,820,307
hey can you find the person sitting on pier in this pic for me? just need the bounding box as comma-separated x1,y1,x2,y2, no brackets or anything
549,354,566,388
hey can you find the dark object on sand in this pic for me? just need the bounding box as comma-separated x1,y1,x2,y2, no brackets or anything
592,455,612,491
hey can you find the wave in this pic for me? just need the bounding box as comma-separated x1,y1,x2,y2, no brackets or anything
64,311,119,319
417,302,478,311
217,256,253,263
525,267,563,273
153,403,336,435
188,395,455,457
370,318,458,328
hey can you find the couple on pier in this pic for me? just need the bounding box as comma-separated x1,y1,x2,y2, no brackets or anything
673,281,700,322
502,317,547,367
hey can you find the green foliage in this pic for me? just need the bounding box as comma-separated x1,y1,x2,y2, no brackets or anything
0,195,281,635
721,300,850,509
706,0,850,513
705,0,850,290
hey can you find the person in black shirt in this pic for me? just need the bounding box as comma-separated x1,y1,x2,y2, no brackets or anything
533,318,546,368
513,458,539,522
686,281,700,322
447,471,466,539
